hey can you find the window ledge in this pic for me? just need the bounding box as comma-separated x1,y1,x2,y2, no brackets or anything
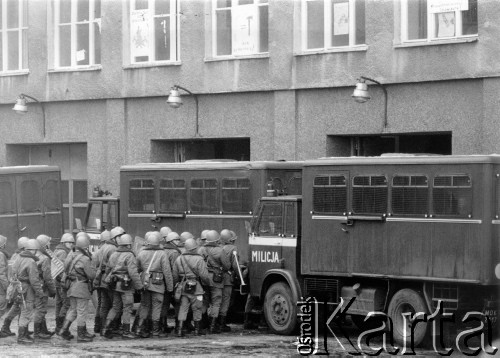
204,53,270,63
394,36,478,48
123,61,181,69
0,70,30,77
294,45,368,56
48,65,102,73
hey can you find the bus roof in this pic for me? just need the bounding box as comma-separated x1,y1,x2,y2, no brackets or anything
121,161,304,172
304,154,500,167
0,165,60,174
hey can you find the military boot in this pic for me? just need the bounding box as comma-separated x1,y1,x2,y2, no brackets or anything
101,319,114,339
193,320,206,336
176,320,185,337
34,322,52,340
209,316,220,334
17,326,34,344
0,317,16,337
41,319,55,336
55,316,64,335
93,315,101,334
151,320,161,337
219,315,231,332
99,317,107,337
121,324,136,339
243,313,258,329
82,324,96,339
77,326,93,343
59,319,74,341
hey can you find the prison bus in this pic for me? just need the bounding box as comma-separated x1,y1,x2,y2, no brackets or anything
0,165,64,253
248,154,500,346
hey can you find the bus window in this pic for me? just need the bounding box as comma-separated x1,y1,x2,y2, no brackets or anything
0,181,15,214
129,179,155,213
21,180,41,213
257,202,282,236
190,179,218,213
159,179,187,213
352,175,388,214
222,178,251,214
313,175,347,214
433,175,472,217
43,180,60,211
288,176,302,195
391,175,428,215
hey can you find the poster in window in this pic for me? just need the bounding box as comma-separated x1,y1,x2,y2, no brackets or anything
428,0,468,13
333,2,349,36
131,9,150,58
437,12,455,38
231,4,260,56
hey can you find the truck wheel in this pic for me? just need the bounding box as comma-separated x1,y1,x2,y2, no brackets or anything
264,282,297,335
351,314,386,331
387,289,428,347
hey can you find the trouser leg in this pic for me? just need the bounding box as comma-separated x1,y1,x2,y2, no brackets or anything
138,290,152,321
106,291,122,322
121,292,134,325
34,295,48,324
209,287,223,318
220,285,232,316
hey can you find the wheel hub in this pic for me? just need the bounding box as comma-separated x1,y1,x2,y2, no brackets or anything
270,294,289,325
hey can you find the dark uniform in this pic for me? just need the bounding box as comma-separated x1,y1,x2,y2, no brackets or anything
220,241,239,330
1,249,23,336
53,242,72,331
172,247,210,336
103,246,143,338
34,249,56,338
161,240,181,331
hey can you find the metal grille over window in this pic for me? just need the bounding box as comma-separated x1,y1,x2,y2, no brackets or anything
43,180,60,212
392,175,428,215
190,179,218,213
221,178,251,214
0,182,14,215
160,179,187,213
313,175,347,214
433,175,472,217
129,179,155,213
352,175,387,214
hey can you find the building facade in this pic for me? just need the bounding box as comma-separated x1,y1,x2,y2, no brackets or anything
0,0,498,232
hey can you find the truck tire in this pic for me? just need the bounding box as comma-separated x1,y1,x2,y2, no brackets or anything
264,282,297,335
387,289,428,347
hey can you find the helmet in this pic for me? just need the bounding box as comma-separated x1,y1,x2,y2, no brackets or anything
76,235,90,249
116,233,134,246
110,226,125,239
60,233,75,244
229,230,237,242
184,238,198,252
76,232,90,241
200,230,210,241
100,230,111,242
0,235,7,249
18,237,30,249
144,232,151,242
160,227,172,238
25,239,41,250
147,231,161,246
205,230,220,243
180,232,194,244
165,232,180,243
220,229,232,244
36,234,51,248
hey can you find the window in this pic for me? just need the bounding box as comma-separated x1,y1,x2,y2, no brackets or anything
213,0,268,57
392,175,428,215
129,179,155,212
352,175,387,214
0,181,14,214
313,175,347,214
20,180,41,213
54,0,101,68
221,178,251,214
401,0,477,43
0,0,27,72
284,202,296,236
43,179,60,212
130,0,178,63
190,179,218,213
433,175,472,217
159,178,187,212
302,0,365,50
257,202,282,236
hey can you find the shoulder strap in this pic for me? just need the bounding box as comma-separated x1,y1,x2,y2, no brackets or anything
146,250,159,276
67,253,83,276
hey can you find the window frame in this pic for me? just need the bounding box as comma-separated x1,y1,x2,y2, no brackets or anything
221,177,252,214
128,178,156,213
301,0,365,52
189,178,219,214
391,174,429,216
400,0,478,44
211,0,269,59
312,174,348,215
159,177,187,213
432,173,473,218
0,0,28,73
351,174,388,215
53,0,101,69
129,0,179,65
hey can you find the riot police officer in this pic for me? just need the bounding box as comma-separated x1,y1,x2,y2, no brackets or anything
53,233,75,334
219,229,239,332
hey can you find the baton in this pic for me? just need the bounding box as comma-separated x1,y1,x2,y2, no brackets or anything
233,251,246,286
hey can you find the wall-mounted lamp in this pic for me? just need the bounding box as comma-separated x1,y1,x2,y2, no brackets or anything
167,85,200,137
352,76,388,128
12,93,46,137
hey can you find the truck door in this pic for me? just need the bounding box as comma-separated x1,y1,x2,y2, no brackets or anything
16,174,44,239
41,175,63,239
0,176,19,252
249,200,284,296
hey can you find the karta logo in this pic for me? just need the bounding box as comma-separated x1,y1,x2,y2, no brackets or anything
296,297,498,356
